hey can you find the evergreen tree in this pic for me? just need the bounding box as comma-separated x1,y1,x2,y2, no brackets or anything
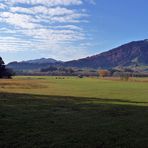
0,57,13,78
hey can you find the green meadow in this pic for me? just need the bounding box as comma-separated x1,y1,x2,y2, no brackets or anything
0,76,148,147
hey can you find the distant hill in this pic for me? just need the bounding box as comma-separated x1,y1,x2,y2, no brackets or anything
23,58,58,64
64,39,148,69
7,39,148,71
7,58,62,70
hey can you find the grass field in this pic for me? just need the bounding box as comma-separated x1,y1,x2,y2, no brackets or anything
0,76,148,147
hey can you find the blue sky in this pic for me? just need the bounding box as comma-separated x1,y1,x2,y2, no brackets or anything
0,0,148,63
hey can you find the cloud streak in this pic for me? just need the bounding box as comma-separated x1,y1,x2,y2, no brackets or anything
6,0,83,6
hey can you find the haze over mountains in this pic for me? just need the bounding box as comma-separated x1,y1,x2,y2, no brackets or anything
7,39,148,70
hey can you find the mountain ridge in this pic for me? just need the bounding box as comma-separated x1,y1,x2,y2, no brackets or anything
63,39,148,68
7,39,148,70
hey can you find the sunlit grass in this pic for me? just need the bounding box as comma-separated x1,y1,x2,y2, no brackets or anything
0,76,148,104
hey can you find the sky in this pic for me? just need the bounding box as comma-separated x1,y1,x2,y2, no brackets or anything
0,0,148,63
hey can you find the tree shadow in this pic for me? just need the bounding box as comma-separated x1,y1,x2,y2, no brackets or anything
0,92,148,148
0,92,147,105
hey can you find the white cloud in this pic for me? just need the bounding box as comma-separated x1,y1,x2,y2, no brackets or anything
56,25,82,30
0,35,90,61
0,0,93,60
5,0,83,6
0,3,7,9
1,5,87,27
10,6,75,16
0,36,32,51
0,12,40,29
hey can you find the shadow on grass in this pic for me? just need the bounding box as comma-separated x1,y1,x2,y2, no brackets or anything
0,92,148,148
0,92,148,105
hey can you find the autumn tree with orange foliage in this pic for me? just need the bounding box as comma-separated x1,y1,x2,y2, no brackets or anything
98,69,110,77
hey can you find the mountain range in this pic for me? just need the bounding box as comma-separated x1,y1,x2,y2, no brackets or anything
7,58,61,70
7,39,148,70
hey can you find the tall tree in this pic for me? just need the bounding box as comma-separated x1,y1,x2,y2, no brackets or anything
0,57,13,78
0,57,5,78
